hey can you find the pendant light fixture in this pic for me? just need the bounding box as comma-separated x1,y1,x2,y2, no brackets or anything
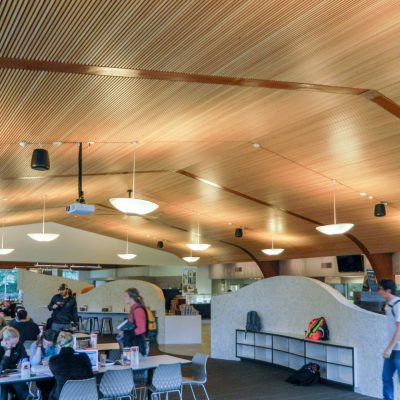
0,223,14,255
262,238,284,256
110,143,158,215
316,180,354,235
182,249,200,263
186,216,210,251
117,232,137,260
27,197,59,242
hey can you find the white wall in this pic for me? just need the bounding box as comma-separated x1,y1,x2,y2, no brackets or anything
211,276,392,398
209,262,263,279
81,265,212,294
18,269,90,325
279,255,371,277
0,222,186,266
77,279,165,316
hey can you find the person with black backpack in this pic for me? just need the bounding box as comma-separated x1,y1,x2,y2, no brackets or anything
378,279,400,400
119,288,147,356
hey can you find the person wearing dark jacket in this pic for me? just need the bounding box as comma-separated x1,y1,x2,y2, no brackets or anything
8,309,40,344
0,326,29,399
49,331,93,400
47,283,78,331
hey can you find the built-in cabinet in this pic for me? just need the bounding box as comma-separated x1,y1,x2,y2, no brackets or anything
236,330,355,388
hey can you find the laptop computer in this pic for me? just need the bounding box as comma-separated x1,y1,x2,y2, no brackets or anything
76,348,99,371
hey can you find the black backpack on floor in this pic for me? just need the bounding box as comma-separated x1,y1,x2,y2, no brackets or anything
286,363,320,386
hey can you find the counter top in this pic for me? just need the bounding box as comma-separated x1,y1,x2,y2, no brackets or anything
78,311,127,314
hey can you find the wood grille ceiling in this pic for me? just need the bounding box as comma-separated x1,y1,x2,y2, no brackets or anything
0,0,399,265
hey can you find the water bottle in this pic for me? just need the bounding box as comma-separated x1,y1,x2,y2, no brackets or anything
130,346,139,367
20,358,30,378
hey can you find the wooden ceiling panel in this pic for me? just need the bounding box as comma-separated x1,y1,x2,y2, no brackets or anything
1,1,399,90
1,1,400,265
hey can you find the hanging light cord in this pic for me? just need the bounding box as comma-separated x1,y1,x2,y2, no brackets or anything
42,197,46,234
1,223,4,249
126,232,129,254
332,180,337,224
131,145,136,199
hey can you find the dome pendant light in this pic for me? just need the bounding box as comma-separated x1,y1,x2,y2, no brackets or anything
182,249,200,263
262,238,284,256
0,223,14,255
117,232,137,260
27,197,59,242
316,180,354,235
186,216,210,251
110,143,158,215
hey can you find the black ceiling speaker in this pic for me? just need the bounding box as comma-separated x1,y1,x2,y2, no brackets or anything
235,227,243,238
31,148,50,171
157,241,164,249
374,203,386,217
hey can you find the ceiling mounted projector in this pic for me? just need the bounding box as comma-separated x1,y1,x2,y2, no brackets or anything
66,203,95,215
66,143,95,216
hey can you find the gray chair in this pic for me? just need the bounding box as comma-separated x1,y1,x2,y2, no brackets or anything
99,369,136,400
59,377,98,400
148,363,182,400
181,354,210,400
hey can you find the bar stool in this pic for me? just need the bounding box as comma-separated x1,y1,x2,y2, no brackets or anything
78,316,83,330
100,317,113,335
84,317,100,333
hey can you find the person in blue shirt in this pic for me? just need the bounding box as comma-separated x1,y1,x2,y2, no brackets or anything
30,329,59,366
30,330,59,399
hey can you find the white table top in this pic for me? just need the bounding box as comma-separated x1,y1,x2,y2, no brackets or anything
0,355,191,385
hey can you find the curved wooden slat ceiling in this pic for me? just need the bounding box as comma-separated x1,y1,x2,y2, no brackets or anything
0,0,399,265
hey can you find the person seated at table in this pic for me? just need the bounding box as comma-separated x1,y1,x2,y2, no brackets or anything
49,331,93,400
30,330,59,400
0,326,29,399
8,309,40,344
0,300,12,317
30,329,58,366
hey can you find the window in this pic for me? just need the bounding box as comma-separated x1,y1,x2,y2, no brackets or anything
62,270,79,280
0,270,18,300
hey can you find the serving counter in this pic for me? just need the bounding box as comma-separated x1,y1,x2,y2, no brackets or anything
157,315,201,344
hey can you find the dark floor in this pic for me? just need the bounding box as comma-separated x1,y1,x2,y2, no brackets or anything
98,335,379,400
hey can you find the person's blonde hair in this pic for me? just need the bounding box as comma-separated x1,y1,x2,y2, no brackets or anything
0,326,19,341
56,331,73,347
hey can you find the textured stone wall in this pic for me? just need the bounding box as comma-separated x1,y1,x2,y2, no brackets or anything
211,276,393,398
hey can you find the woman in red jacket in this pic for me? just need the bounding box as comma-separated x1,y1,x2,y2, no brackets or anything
121,288,147,356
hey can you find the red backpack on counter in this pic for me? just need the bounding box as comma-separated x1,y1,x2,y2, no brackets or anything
305,317,329,341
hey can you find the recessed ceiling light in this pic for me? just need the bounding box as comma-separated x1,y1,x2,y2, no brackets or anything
368,195,374,200
252,143,261,149
19,141,29,148
360,192,367,197
88,141,95,146
52,141,62,147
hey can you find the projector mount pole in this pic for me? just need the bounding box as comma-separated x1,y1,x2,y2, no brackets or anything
77,142,85,204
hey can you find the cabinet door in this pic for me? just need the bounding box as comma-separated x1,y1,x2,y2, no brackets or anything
289,338,304,356
237,331,255,345
255,333,272,348
273,350,289,367
327,364,353,386
255,347,272,363
236,343,254,359
305,342,327,362
273,336,289,352
289,354,304,370
326,346,353,367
